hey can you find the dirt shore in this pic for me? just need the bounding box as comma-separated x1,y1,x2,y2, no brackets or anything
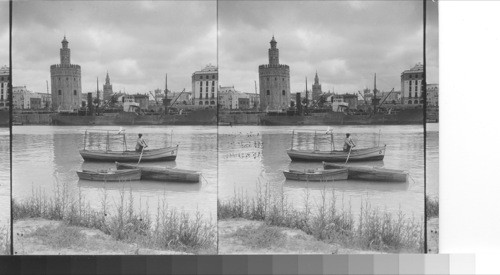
218,219,382,254
427,217,439,253
14,218,189,255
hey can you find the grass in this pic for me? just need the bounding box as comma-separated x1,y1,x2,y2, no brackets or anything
218,180,424,253
28,224,86,249
13,180,216,254
426,196,439,219
231,223,286,249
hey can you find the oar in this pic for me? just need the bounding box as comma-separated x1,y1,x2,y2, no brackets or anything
137,147,144,164
344,146,353,164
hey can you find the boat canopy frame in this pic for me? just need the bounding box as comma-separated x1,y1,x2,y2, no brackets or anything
83,129,128,152
290,129,381,152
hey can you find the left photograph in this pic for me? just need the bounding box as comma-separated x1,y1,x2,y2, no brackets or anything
11,1,217,255
0,0,10,255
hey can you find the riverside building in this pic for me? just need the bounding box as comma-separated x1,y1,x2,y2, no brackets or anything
0,65,9,109
192,64,218,107
400,63,424,105
258,36,291,111
50,36,82,111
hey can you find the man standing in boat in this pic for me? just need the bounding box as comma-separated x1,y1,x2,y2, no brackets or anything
136,133,148,152
343,133,356,152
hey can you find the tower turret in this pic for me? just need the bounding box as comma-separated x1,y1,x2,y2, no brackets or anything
60,36,71,66
268,36,279,66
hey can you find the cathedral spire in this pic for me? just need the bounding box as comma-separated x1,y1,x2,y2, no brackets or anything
105,71,110,85
314,71,319,84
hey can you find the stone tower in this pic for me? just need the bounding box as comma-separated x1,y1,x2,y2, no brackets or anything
312,71,322,101
103,72,113,101
50,36,82,111
258,36,290,111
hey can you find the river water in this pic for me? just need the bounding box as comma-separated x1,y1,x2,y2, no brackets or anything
12,126,217,220
0,128,10,226
218,124,436,221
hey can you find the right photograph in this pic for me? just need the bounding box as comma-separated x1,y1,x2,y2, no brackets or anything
217,1,427,254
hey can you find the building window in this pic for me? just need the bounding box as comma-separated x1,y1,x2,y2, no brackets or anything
267,78,269,81
205,101,209,105
210,100,215,105
211,87,214,92
409,80,412,86
74,90,77,95
266,90,270,96
206,81,208,86
212,81,214,86
409,85,412,92
282,90,285,96
58,90,62,95
199,101,203,105
206,87,208,93
282,78,284,81
275,77,277,81
212,75,215,79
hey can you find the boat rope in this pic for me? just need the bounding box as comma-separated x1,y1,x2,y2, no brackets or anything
408,173,416,185
200,174,209,186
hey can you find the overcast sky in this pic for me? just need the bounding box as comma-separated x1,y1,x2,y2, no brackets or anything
12,1,216,94
219,1,424,94
0,1,8,67
426,0,438,84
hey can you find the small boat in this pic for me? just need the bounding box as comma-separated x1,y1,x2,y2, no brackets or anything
79,129,178,162
283,168,348,181
115,162,200,183
287,145,386,162
76,169,141,182
286,129,386,162
80,146,178,162
322,162,408,182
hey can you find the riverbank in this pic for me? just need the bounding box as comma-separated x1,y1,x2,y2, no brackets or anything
219,219,381,254
426,196,439,253
14,218,188,255
12,184,216,255
218,183,424,253
0,225,9,255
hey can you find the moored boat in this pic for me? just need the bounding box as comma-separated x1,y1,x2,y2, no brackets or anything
286,129,386,162
283,168,348,181
287,145,386,162
80,146,178,162
322,162,408,182
79,129,178,162
76,169,141,181
115,162,200,183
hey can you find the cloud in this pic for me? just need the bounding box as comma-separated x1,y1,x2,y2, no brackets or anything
219,1,424,94
12,1,216,94
0,1,8,67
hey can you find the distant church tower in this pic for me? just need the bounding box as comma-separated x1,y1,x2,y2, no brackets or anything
103,72,113,101
258,36,290,111
50,36,82,111
312,71,322,101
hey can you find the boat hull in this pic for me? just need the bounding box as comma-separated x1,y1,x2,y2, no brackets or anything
80,146,178,162
287,146,386,162
76,169,141,181
283,168,348,181
323,162,407,182
115,162,200,183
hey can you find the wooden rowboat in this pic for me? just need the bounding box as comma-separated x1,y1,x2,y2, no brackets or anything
287,145,386,162
76,169,141,182
322,162,408,182
115,162,200,183
283,168,348,181
80,146,178,162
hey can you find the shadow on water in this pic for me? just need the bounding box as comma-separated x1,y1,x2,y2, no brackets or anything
283,179,410,193
77,179,202,193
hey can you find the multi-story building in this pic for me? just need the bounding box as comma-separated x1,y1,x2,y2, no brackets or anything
426,84,439,106
103,72,113,101
35,92,52,109
218,86,241,110
244,93,260,110
192,64,218,107
401,63,424,105
12,86,32,109
259,36,291,111
50,36,82,111
0,65,9,109
312,71,322,101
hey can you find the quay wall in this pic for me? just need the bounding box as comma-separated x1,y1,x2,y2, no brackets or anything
219,113,262,125
14,113,52,125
